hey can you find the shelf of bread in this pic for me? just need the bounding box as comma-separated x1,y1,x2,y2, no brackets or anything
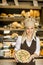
0,28,24,31
0,9,40,22
0,13,24,22
3,38,17,42
0,49,15,58
0,39,16,49
0,18,24,22
0,32,18,42
0,42,16,58
3,42,16,48
0,9,40,32
40,41,43,56
0,17,25,30
0,42,3,49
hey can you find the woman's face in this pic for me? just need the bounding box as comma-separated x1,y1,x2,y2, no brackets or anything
26,26,35,36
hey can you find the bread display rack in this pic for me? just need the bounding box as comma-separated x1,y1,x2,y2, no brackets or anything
0,0,43,57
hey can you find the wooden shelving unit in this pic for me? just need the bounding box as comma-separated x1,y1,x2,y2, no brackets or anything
0,0,43,57
0,5,41,9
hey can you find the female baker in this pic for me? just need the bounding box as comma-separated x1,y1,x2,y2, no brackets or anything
15,17,40,65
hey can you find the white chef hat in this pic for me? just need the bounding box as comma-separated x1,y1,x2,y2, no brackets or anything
23,17,36,28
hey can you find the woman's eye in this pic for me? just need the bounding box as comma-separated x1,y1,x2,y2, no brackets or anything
27,28,34,30
27,28,29,30
31,28,33,29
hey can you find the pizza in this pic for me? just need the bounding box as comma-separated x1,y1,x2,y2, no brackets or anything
15,49,30,63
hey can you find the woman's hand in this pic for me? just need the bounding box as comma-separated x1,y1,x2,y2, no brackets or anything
14,51,19,62
26,53,38,63
14,55,18,62
27,55,33,63
26,55,33,63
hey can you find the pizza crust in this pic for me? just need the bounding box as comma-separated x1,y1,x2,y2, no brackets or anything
15,49,30,63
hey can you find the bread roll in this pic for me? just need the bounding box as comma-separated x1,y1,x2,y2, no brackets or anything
16,23,24,29
36,11,40,17
11,22,18,29
11,33,18,38
5,42,11,47
34,10,40,17
0,43,3,48
4,50,11,57
34,10,37,17
40,41,43,46
1,13,8,17
25,11,30,18
21,10,26,17
8,14,14,17
11,22,24,29
30,10,34,17
40,50,43,56
12,22,18,26
16,23,21,27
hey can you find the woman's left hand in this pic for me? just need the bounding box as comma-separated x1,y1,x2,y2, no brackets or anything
26,53,38,63
26,55,33,63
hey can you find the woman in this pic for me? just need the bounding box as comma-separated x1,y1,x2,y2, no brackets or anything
15,17,40,65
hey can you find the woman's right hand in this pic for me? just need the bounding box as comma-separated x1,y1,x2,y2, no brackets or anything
14,51,19,62
15,56,18,62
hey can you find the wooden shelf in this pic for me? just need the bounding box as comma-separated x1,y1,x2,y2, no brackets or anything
0,16,24,22
37,28,43,31
9,29,24,32
0,28,43,32
39,37,43,40
19,0,43,2
0,18,24,22
0,28,24,31
3,38,16,42
37,0,43,1
0,59,16,62
0,5,41,9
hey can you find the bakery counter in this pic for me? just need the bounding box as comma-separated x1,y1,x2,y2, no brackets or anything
0,56,43,65
34,56,43,65
0,57,17,65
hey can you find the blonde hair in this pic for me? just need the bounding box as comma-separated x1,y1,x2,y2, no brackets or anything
21,31,26,43
21,30,36,43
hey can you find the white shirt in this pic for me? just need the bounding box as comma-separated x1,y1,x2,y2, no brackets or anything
15,36,40,55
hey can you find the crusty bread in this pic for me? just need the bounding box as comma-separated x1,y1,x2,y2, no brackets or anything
0,43,3,48
8,14,14,17
30,10,34,17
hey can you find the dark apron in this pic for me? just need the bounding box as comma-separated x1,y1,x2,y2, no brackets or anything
17,39,36,65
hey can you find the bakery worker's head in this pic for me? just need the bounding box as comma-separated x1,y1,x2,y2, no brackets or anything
24,18,36,36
